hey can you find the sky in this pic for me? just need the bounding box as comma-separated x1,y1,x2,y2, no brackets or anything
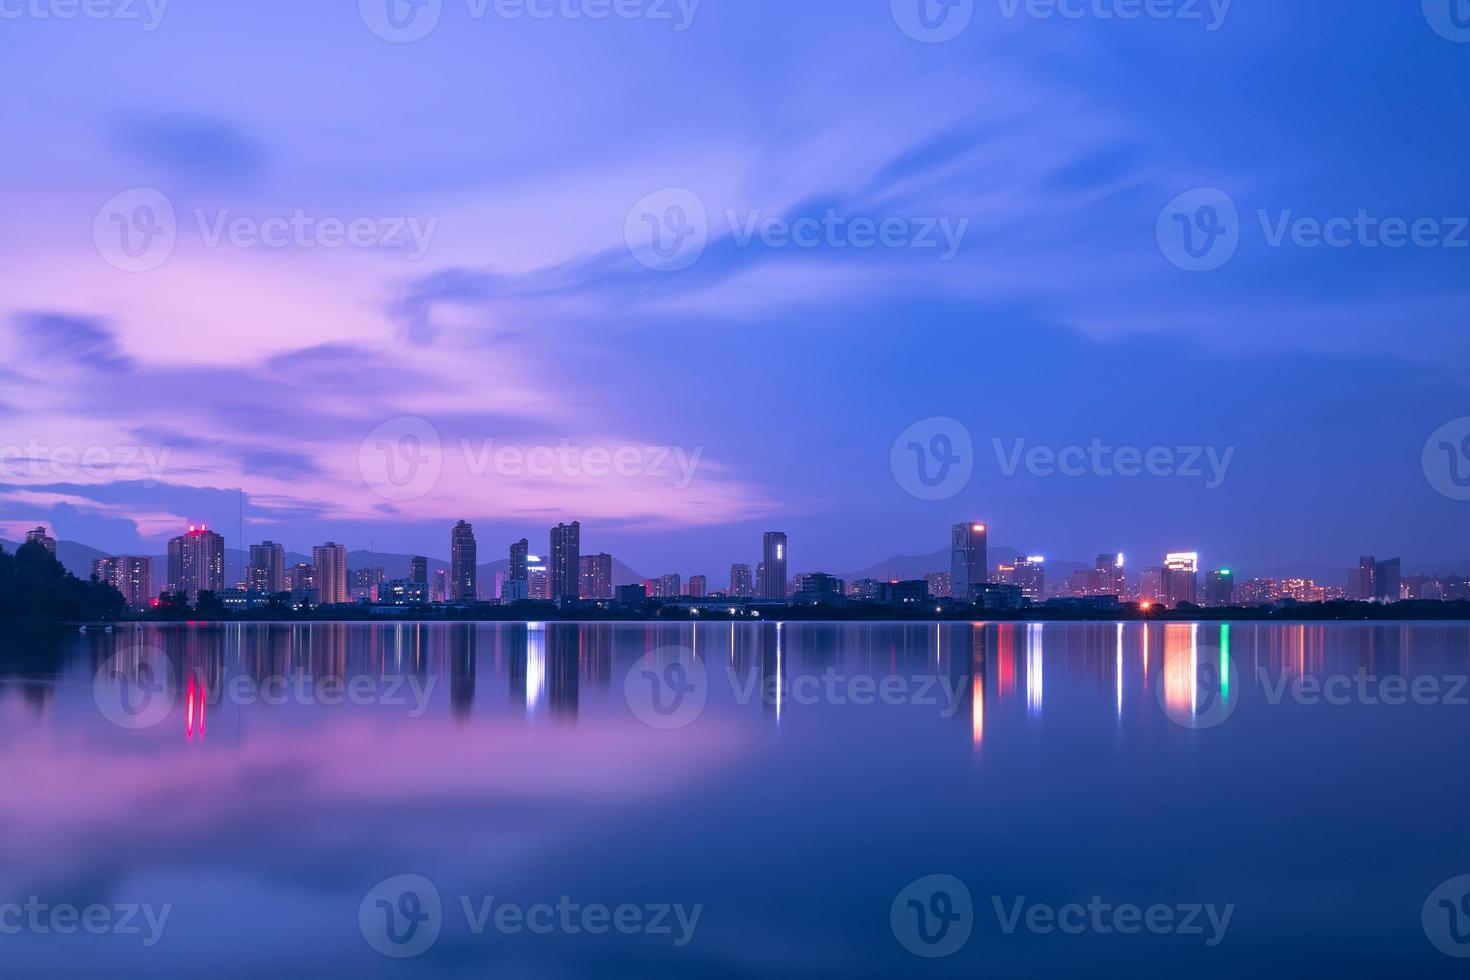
1,0,1468,579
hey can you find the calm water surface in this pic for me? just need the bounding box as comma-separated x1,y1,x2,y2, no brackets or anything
1,621,1468,977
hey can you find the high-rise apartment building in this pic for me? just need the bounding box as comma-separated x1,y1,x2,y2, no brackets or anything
248,541,286,594
1012,555,1046,603
659,573,682,599
761,532,788,600
527,555,550,600
550,521,581,601
729,564,753,598
950,523,987,601
688,575,708,598
579,553,613,600
167,524,224,601
409,555,429,585
451,521,478,602
1094,553,1126,597
1162,552,1199,607
313,542,348,605
1203,569,1236,607
92,555,153,608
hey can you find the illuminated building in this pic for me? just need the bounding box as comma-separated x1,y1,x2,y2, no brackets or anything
167,524,224,601
579,553,613,600
348,566,383,602
248,541,285,594
527,555,550,600
924,571,951,598
688,574,708,598
92,555,153,608
24,526,57,556
509,538,529,584
451,521,478,602
432,568,449,603
1162,552,1199,607
313,542,348,605
729,563,753,597
1094,553,1126,596
549,521,581,602
1203,569,1235,607
1012,555,1045,603
794,573,843,605
659,573,682,598
1347,557,1376,600
762,532,789,600
1139,566,1165,605
950,523,988,601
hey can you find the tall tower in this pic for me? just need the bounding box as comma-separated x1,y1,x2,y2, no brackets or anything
729,564,753,598
167,524,224,602
313,542,348,605
451,521,478,602
549,521,581,602
249,541,286,593
509,539,529,583
409,555,429,585
761,532,788,600
950,523,988,601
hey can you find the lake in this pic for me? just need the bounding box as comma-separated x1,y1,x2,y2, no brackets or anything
1,621,1467,977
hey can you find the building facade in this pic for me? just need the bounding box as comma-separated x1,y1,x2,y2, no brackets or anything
950,523,987,601
579,553,614,600
451,521,478,602
167,524,224,601
248,541,286,594
313,542,348,605
761,532,789,600
550,521,581,601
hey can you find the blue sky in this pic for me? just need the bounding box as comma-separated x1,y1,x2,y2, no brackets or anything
0,0,1467,578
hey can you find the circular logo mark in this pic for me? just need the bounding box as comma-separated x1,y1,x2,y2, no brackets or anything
1156,645,1238,730
360,874,443,958
623,647,708,729
890,874,973,958
359,417,443,502
1424,875,1470,957
359,0,442,42
624,188,709,273
890,417,974,501
93,645,176,730
1424,0,1470,42
891,0,974,43
93,188,177,273
1157,188,1240,272
1422,418,1470,501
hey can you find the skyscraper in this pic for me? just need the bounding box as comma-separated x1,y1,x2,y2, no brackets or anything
1203,570,1236,607
1012,555,1046,603
1374,558,1402,602
761,532,788,600
451,521,478,602
1094,553,1126,597
249,541,286,594
729,564,753,598
313,542,348,605
24,526,56,556
167,524,224,602
688,575,708,598
1162,552,1200,608
550,521,581,602
1348,557,1376,601
409,555,429,585
527,555,550,600
92,556,153,608
950,523,987,602
432,568,449,603
509,539,529,584
659,573,682,599
579,553,613,600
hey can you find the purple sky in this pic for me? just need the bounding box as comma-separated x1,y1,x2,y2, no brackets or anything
2,1,1468,578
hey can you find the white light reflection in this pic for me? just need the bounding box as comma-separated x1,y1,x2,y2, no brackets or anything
1026,623,1044,715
